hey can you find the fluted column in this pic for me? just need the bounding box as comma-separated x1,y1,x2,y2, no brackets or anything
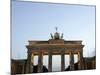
48,51,52,72
80,49,84,70
31,53,34,72
77,52,81,70
25,52,33,73
22,64,25,73
61,50,65,71
70,52,74,71
38,50,43,73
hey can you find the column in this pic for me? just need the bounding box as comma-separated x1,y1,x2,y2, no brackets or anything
84,60,88,69
22,64,25,73
77,52,81,70
38,50,43,73
25,52,33,73
80,49,84,70
61,50,65,71
70,52,74,71
48,51,52,72
31,53,34,72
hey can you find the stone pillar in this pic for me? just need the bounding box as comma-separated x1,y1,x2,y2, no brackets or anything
80,49,84,70
61,50,65,71
38,50,43,73
25,52,33,73
48,51,52,72
77,52,81,70
22,64,25,74
84,60,88,69
70,52,74,71
31,53,34,72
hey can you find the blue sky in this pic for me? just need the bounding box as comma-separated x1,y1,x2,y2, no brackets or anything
11,0,95,71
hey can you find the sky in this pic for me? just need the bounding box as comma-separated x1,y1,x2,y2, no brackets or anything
11,0,95,71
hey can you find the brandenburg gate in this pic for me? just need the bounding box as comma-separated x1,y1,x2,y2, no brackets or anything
25,28,84,73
